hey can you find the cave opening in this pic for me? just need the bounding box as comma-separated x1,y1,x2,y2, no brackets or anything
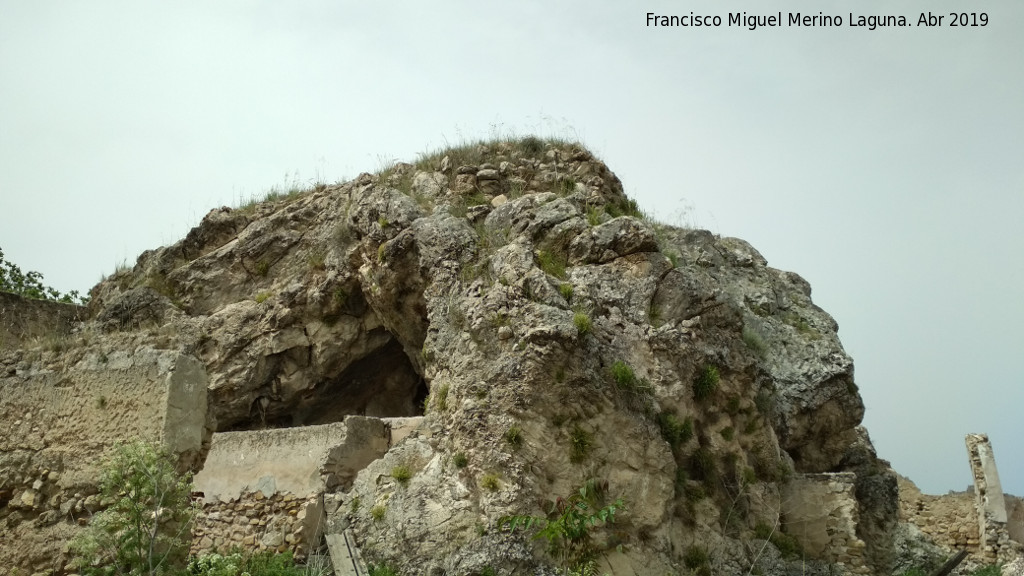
229,337,428,431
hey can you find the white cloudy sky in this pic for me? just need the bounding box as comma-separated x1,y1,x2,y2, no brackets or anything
2,1,1021,495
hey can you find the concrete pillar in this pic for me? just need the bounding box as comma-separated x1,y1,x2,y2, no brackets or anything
965,433,1008,562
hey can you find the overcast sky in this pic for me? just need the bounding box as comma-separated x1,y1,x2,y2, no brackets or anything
2,1,1021,495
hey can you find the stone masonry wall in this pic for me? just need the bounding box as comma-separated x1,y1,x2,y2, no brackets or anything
781,473,870,575
0,348,210,576
0,292,86,349
191,492,324,558
898,475,981,553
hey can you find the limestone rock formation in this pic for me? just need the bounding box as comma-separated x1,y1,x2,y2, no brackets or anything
2,138,911,575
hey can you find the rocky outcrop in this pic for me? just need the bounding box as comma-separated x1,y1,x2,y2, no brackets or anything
1,138,907,575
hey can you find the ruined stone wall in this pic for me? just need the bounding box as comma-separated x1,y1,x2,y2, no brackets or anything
781,473,871,574
898,476,981,553
0,291,86,349
0,349,210,575
191,492,324,558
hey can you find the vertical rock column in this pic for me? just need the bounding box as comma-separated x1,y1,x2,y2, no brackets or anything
965,433,1009,563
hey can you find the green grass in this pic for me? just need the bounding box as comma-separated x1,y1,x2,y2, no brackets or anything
694,365,719,401
504,426,523,449
569,425,592,463
480,473,501,492
391,465,412,485
742,325,768,358
371,505,386,521
537,248,568,280
435,383,450,411
657,411,693,448
683,546,709,570
453,452,468,468
559,282,574,302
573,311,592,336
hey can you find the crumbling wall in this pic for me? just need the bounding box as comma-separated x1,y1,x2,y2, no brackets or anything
191,492,323,557
898,475,980,553
781,473,871,574
0,291,86,349
191,416,402,557
0,349,211,575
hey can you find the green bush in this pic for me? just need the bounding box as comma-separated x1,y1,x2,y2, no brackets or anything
559,283,574,302
453,452,469,468
657,411,693,448
70,441,194,576
682,546,709,570
573,311,592,336
569,425,592,463
371,505,386,521
693,365,719,401
391,465,412,485
367,563,399,576
0,246,87,304
187,550,305,576
480,473,501,492
504,426,524,449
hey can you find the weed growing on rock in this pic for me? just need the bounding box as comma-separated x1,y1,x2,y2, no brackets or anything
255,260,270,276
683,545,711,576
504,426,523,449
569,425,592,463
609,360,654,409
371,505,386,521
721,427,735,441
559,282,574,302
656,411,693,448
556,176,577,196
435,383,450,411
742,325,768,359
391,465,412,485
255,292,272,304
480,473,501,492
453,452,468,468
367,563,398,576
537,248,568,280
350,496,361,512
693,365,719,401
573,311,592,336
499,480,623,570
690,447,717,484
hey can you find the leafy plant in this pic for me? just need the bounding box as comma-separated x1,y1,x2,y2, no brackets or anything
693,365,719,401
70,441,194,576
0,246,88,304
499,481,624,568
187,550,306,576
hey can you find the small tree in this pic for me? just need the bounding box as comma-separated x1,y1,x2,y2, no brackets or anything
71,440,195,576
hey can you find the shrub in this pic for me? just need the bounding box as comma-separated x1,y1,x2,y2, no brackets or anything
500,481,623,569
0,246,88,304
453,452,468,468
657,411,693,448
569,425,592,463
721,427,735,441
559,282,574,302
573,311,592,336
742,325,767,359
435,383,450,411
504,426,523,449
187,550,306,576
610,361,636,388
972,566,1002,576
371,505,386,521
70,441,194,576
690,447,717,483
367,564,398,576
480,474,501,492
693,365,719,401
391,465,412,485
683,546,709,570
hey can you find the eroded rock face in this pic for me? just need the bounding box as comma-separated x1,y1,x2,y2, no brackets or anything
2,139,899,575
